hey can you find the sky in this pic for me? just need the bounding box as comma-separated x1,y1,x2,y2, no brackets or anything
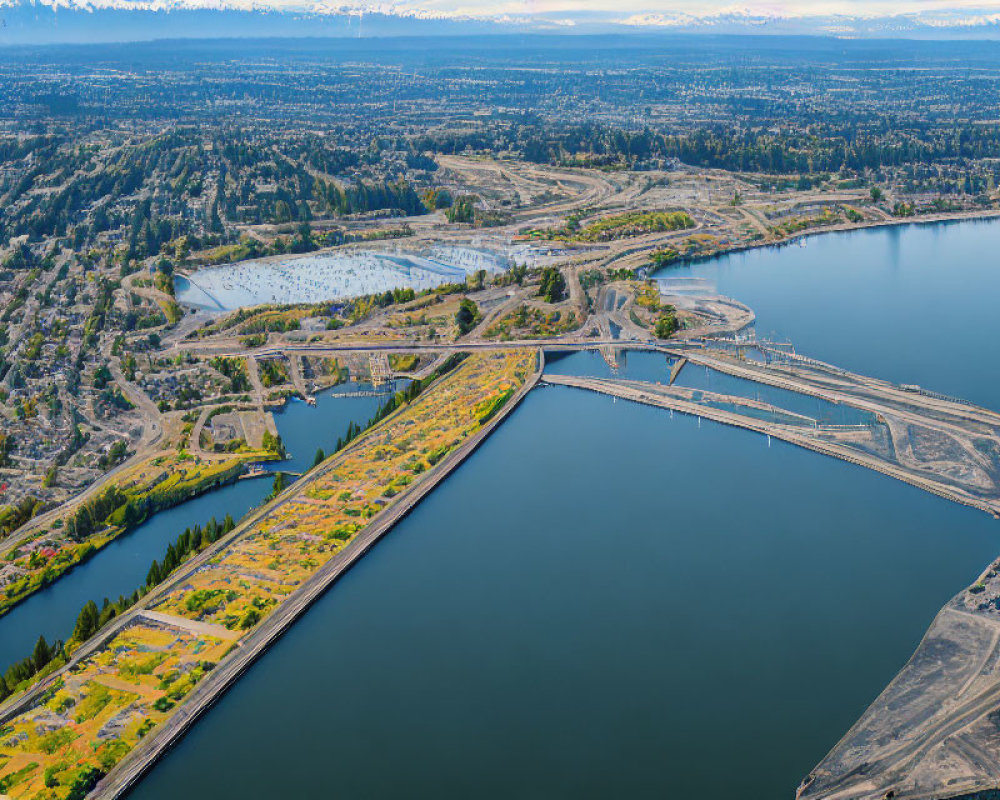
6,0,1000,16
417,0,1000,14
6,0,1000,31
308,0,1000,28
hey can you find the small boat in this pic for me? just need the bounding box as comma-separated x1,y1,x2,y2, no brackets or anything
306,396,317,406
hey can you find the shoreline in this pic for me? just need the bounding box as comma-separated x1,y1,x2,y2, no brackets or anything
0,455,272,625
544,372,1000,519
173,205,1000,314
647,207,1000,276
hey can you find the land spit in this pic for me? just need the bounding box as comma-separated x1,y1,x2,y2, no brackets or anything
10,329,1000,799
797,557,1000,800
0,352,541,800
95,353,542,799
545,344,1000,519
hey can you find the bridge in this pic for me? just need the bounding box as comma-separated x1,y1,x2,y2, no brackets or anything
328,389,393,399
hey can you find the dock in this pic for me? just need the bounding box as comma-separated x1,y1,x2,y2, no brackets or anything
668,356,687,385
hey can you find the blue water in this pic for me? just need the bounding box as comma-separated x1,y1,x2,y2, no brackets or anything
267,381,385,475
128,386,999,800
13,219,1000,800
123,220,1000,800
546,350,872,425
660,219,1000,410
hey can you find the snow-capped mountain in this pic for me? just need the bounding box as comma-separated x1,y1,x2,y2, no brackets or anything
1,0,1000,44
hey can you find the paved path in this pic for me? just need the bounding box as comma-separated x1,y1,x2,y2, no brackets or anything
246,355,265,409
138,610,241,641
286,353,309,397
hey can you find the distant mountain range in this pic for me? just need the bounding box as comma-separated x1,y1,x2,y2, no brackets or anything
1,0,1000,45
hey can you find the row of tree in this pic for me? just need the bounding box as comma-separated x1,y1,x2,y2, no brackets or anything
0,514,237,704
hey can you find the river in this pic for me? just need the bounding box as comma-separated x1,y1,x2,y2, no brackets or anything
0,384,385,665
115,219,1000,799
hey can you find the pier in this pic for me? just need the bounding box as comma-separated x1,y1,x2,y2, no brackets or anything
328,389,393,399
542,351,1000,519
668,356,687,385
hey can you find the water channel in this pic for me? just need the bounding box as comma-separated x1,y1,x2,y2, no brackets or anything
113,219,1000,799
0,385,384,665
665,218,1000,410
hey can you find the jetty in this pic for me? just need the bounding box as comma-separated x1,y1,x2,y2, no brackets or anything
545,342,1000,519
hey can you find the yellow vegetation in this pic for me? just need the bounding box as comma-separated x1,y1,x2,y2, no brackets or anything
0,351,536,797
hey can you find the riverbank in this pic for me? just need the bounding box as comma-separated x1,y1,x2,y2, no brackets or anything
648,207,1000,278
0,452,273,623
96,352,541,799
798,552,1000,800
0,382,389,680
543,370,1000,518
119,215,1000,800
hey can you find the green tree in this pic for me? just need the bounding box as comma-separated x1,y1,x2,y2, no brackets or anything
446,195,477,224
239,607,261,629
65,766,104,800
273,200,292,224
146,560,162,587
654,309,679,339
73,600,99,642
261,430,285,457
539,267,567,303
455,298,480,336
312,448,326,469
32,635,52,671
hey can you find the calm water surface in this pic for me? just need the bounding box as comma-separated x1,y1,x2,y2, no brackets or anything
129,388,998,800
663,218,1000,409
546,350,873,425
128,220,1000,800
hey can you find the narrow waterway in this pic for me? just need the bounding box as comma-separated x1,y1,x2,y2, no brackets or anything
546,350,874,425
0,385,384,665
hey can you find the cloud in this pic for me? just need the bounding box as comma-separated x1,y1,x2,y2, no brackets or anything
387,0,1000,18
6,0,1000,25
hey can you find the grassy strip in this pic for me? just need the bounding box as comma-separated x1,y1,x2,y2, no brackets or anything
0,352,535,799
0,359,471,705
